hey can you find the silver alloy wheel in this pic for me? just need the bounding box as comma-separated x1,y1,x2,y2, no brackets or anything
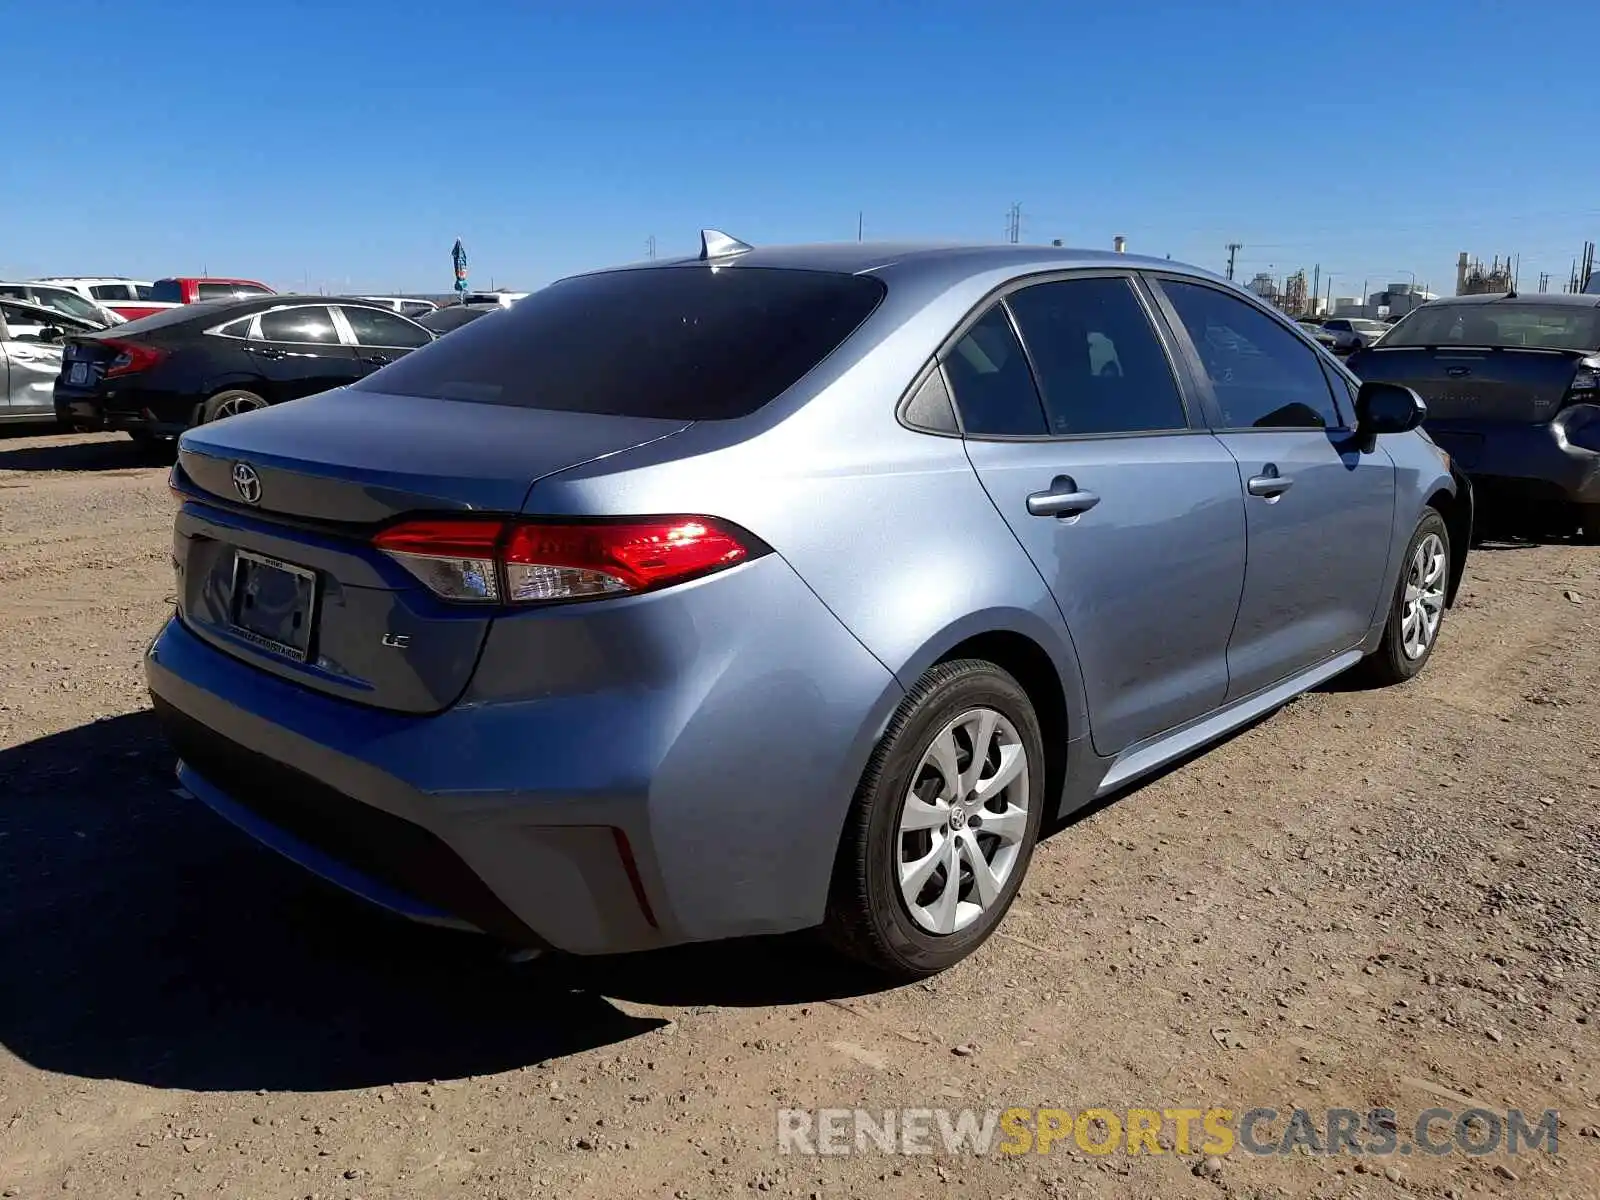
896,707,1029,935
213,394,266,420
1401,531,1447,660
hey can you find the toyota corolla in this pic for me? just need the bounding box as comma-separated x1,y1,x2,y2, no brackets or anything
147,233,1471,977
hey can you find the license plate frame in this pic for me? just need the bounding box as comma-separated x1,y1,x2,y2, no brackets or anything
228,549,319,663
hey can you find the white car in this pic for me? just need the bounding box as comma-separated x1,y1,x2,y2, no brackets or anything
0,281,122,327
460,290,528,308
355,296,439,319
34,276,162,321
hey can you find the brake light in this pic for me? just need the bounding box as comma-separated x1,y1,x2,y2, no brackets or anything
100,339,168,378
372,516,760,604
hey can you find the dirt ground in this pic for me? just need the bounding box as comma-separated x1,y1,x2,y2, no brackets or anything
0,429,1596,1200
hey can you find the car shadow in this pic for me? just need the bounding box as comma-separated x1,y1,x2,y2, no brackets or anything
0,712,669,1093
0,434,164,473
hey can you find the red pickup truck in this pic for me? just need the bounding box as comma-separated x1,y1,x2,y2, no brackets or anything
143,277,276,315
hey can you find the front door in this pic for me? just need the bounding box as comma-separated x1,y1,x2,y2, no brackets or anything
1152,276,1396,698
947,276,1248,756
246,305,363,403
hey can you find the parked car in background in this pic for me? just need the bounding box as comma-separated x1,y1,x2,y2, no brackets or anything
355,296,439,319
1322,317,1390,355
0,281,120,327
53,295,432,446
146,236,1470,979
1,298,101,424
415,302,503,336
148,278,276,307
1348,292,1600,541
1295,318,1341,352
460,289,528,308
33,277,163,321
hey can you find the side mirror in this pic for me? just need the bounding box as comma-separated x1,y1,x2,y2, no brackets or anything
1355,381,1426,436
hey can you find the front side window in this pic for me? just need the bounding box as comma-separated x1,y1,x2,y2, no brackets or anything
1161,280,1341,430
258,306,339,343
1005,277,1187,436
339,306,431,348
942,306,1047,436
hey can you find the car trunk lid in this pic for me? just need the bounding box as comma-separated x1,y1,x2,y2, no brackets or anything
172,387,691,713
1350,345,1585,424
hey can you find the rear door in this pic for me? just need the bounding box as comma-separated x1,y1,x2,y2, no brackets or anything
245,304,363,403
1151,275,1395,699
951,273,1248,756
332,305,434,377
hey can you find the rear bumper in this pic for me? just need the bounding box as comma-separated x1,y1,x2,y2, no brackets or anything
54,384,192,437
1428,421,1600,504
144,557,902,956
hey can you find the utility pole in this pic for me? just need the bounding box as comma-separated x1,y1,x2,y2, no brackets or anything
646,235,657,261
1311,263,1320,312
1006,202,1022,244
857,211,863,242
1225,242,1242,281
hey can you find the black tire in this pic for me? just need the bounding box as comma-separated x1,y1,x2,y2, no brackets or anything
1576,503,1600,546
201,389,267,424
822,659,1046,979
1354,509,1451,686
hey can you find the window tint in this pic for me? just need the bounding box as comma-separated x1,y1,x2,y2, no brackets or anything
90,284,129,300
258,306,339,343
1005,278,1187,436
355,267,886,420
340,306,432,348
232,284,273,298
1162,281,1341,430
135,284,159,300
197,283,241,300
942,307,1047,436
215,317,254,339
417,305,495,333
148,280,183,303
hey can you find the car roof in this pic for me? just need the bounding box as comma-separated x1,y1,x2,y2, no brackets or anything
568,240,1235,294
1425,291,1600,308
157,276,271,285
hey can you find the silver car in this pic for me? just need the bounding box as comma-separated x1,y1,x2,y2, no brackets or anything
1,298,99,424
148,235,1471,978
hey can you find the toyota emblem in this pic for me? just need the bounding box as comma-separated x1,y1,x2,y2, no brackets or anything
232,462,262,505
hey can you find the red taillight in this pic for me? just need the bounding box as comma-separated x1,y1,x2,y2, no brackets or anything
372,516,758,605
100,339,168,378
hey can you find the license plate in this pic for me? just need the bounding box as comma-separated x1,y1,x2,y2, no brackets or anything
228,550,318,662
68,362,88,385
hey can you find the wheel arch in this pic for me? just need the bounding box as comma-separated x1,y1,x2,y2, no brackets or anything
1425,470,1472,607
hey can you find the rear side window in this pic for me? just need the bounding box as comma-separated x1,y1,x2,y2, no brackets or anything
90,284,132,300
231,284,274,298
353,267,886,420
197,283,240,300
148,280,184,303
135,284,160,300
942,307,1047,436
1005,277,1187,435
339,306,431,348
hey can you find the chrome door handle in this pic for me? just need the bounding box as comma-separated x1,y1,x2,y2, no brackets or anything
1026,476,1101,518
1246,467,1294,498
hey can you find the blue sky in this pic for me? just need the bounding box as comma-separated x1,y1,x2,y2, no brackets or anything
6,0,1595,298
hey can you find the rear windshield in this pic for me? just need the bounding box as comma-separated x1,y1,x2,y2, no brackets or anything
1383,303,1600,352
355,266,887,419
110,299,236,334
418,305,495,332
148,280,184,303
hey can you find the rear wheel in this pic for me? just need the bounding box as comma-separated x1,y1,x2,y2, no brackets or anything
1354,510,1450,686
201,389,267,423
823,659,1045,979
